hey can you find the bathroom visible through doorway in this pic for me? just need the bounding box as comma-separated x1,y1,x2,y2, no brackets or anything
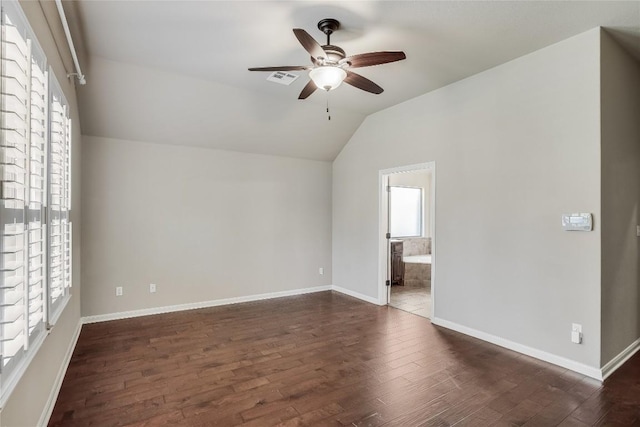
380,163,435,319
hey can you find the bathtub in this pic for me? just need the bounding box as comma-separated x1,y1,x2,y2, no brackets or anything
403,254,432,264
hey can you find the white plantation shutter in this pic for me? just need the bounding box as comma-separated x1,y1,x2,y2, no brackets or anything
63,115,71,293
47,74,71,322
0,0,75,406
0,224,26,378
27,44,47,337
0,0,48,393
1,2,30,382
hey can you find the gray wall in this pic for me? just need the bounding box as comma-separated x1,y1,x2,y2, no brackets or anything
81,136,332,317
600,31,640,365
333,29,602,368
1,2,83,426
78,56,366,162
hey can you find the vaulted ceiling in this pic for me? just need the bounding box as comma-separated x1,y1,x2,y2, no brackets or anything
65,1,640,161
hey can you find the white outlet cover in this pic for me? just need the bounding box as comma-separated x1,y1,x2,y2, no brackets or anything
571,330,582,344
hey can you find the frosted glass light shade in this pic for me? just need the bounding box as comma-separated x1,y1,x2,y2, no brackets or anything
309,66,347,91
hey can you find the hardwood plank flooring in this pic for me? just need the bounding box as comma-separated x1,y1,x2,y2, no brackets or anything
49,291,640,426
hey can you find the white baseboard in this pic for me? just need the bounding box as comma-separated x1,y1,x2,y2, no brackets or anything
38,320,83,427
82,286,333,324
601,336,640,381
331,285,383,306
431,317,603,380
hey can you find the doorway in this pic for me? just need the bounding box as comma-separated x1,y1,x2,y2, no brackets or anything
379,163,435,319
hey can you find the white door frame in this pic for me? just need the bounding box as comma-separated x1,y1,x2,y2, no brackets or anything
378,162,436,318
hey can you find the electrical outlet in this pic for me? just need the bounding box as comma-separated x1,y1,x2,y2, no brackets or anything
116,286,123,297
149,283,156,293
319,267,324,275
636,225,640,237
571,323,582,344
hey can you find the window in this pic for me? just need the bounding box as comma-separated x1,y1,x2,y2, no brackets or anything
390,186,422,238
0,0,72,406
48,74,72,323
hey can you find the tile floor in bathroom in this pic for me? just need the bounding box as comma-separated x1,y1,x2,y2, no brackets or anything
389,283,431,318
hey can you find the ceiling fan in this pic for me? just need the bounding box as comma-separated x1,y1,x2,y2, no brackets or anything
248,18,406,99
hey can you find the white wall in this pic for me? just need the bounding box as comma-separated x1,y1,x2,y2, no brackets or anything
333,29,602,368
388,170,432,238
1,2,83,426
600,31,640,365
81,136,332,317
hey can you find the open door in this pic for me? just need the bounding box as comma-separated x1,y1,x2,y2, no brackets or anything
385,175,392,305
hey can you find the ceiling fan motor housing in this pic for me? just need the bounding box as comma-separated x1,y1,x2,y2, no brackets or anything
313,45,345,65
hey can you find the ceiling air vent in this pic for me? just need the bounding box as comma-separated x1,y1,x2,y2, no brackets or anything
267,71,299,85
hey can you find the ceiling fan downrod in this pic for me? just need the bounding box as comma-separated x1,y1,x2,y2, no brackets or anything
317,18,340,47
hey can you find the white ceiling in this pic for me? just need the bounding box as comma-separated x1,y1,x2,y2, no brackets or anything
67,1,640,161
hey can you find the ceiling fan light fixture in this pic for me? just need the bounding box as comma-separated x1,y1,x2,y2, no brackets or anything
309,66,347,91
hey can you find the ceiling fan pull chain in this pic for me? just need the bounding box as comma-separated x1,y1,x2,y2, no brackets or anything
326,92,331,121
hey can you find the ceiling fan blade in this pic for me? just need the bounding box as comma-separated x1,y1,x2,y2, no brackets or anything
344,71,383,94
341,51,406,68
293,28,326,61
298,79,318,99
248,66,310,72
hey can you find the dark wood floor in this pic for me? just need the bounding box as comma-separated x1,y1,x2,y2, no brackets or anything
49,291,640,426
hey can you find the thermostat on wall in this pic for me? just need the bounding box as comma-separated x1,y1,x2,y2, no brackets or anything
562,213,593,231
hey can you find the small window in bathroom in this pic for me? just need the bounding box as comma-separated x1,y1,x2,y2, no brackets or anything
390,186,422,238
